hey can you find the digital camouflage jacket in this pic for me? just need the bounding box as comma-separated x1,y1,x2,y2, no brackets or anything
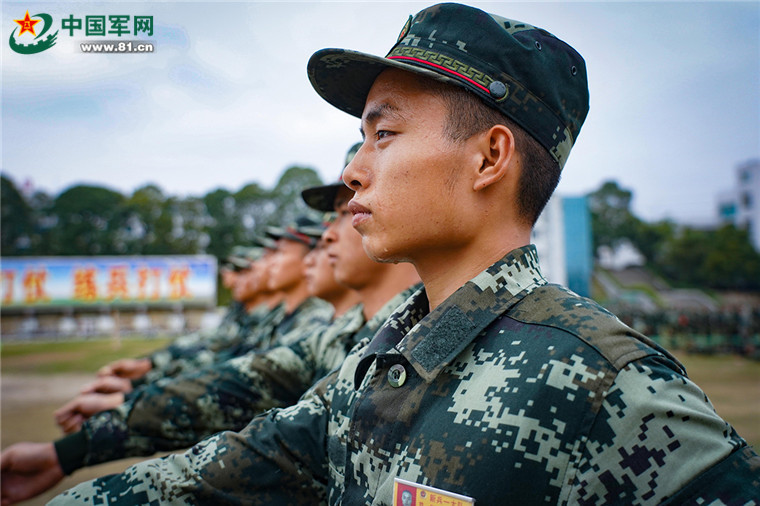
138,301,284,385
53,246,759,505
150,300,251,367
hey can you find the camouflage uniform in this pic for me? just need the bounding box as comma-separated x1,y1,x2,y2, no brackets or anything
52,246,759,504
147,297,334,384
241,297,332,350
140,296,334,385
137,301,271,385
53,290,414,474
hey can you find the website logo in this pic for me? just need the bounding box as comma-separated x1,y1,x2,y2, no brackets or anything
9,10,58,54
9,10,155,55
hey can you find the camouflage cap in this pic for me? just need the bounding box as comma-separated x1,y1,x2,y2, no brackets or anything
224,245,262,271
301,142,361,212
243,246,266,262
252,235,277,251
307,3,589,168
266,216,325,248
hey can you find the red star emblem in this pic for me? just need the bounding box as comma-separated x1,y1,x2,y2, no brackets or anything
14,11,41,37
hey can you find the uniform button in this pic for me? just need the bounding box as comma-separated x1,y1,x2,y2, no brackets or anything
387,364,407,388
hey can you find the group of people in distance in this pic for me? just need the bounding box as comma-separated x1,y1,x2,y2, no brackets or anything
2,3,758,504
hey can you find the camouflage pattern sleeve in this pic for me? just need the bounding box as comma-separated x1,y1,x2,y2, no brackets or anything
138,303,288,385
567,355,753,503
157,303,245,358
146,327,217,379
660,445,760,504
69,306,356,469
51,373,337,505
164,301,253,357
160,297,333,376
255,297,335,350
140,302,257,384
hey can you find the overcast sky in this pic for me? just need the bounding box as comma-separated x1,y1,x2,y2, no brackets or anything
2,1,758,225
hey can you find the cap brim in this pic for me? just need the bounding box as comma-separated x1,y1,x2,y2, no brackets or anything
252,236,277,250
266,227,317,248
301,182,345,212
226,257,251,270
265,226,286,240
308,48,462,119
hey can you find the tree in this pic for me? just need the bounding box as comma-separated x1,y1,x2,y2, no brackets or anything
1,165,323,260
168,196,211,254
699,225,760,290
587,180,641,255
1,175,34,255
116,185,167,254
267,166,324,229
46,185,129,255
632,219,675,265
652,225,760,291
203,183,276,259
234,181,273,240
587,180,760,292
202,188,241,259
657,227,710,286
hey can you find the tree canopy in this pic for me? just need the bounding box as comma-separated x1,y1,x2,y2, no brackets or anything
3,173,758,292
0,166,323,259
587,180,760,291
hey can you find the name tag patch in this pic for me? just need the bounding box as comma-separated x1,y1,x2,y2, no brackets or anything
393,477,475,506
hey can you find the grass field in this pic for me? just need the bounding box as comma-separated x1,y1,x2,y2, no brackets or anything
1,337,173,374
1,338,758,505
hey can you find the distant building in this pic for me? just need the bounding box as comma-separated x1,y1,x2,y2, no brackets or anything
596,240,646,270
532,195,593,297
717,159,760,251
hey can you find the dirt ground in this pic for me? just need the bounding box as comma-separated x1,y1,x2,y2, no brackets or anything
1,373,175,505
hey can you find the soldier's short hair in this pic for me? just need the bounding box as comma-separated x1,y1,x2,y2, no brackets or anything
427,77,560,227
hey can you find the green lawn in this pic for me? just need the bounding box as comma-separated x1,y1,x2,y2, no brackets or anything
1,337,172,374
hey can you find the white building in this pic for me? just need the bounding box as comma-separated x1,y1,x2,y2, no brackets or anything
717,159,760,251
532,195,566,287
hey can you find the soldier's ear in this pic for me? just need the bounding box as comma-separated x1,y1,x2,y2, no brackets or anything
472,124,516,192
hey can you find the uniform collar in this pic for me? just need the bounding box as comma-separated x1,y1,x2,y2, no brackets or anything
278,296,332,332
332,303,366,336
356,245,546,386
350,283,424,347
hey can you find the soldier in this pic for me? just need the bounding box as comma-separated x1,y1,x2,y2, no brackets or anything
8,3,760,504
302,236,362,322
216,245,250,324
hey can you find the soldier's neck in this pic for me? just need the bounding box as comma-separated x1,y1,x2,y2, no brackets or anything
359,263,420,320
244,291,283,311
282,280,311,314
325,289,362,318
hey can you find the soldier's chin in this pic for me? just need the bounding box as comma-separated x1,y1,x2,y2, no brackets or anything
361,240,407,265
